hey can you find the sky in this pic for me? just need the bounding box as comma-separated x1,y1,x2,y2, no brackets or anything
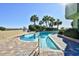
0,3,72,28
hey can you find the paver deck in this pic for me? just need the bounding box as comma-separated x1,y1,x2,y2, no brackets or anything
0,33,66,56
0,37,38,56
40,48,64,56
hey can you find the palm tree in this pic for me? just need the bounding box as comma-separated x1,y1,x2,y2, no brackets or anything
39,20,43,26
42,15,50,27
54,19,62,29
49,17,55,28
71,21,73,28
49,22,53,28
30,15,39,26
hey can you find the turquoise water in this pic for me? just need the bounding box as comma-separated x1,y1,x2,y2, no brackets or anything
20,31,59,50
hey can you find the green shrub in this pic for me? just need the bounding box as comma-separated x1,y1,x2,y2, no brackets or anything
58,27,65,35
28,25,46,31
63,28,79,39
58,30,64,35
0,27,6,31
29,25,36,31
34,25,43,31
41,26,46,31
45,28,58,31
29,25,58,31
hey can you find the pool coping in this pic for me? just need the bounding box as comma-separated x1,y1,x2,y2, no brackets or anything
48,34,64,51
58,34,79,43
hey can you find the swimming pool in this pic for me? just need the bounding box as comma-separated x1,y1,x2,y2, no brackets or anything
20,31,59,50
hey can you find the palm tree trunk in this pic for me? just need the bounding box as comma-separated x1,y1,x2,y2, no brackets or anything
34,21,36,26
48,21,50,27
52,25,53,28
46,22,47,27
57,24,59,29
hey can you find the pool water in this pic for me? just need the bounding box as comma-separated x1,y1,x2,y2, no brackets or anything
20,31,59,50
